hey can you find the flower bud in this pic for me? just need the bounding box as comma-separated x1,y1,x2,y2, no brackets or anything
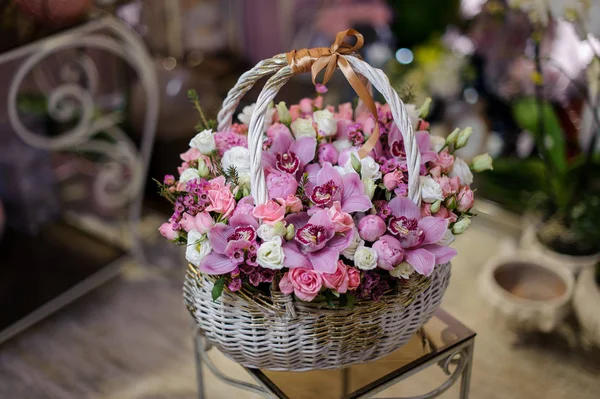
418,97,432,119
285,223,295,241
471,153,494,172
445,128,460,145
276,101,291,125
197,158,210,178
455,127,472,149
430,199,441,213
445,196,457,211
351,153,362,174
451,218,471,235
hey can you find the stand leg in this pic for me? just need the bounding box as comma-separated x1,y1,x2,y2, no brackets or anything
342,368,350,397
194,328,205,399
459,341,474,399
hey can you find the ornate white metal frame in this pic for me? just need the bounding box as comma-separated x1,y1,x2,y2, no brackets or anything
0,12,159,263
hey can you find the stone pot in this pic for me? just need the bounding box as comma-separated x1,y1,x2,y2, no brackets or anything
480,250,574,332
573,266,600,347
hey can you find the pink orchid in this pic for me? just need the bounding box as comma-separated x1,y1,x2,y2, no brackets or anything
263,124,317,178
389,128,437,165
305,162,372,214
282,209,354,273
199,214,259,275
386,196,457,276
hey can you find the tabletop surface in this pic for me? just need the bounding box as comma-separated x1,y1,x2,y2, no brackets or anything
249,309,475,399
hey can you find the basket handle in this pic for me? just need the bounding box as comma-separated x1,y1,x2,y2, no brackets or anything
246,54,422,206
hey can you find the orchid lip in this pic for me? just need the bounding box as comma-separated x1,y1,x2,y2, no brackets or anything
276,151,300,174
227,226,256,242
310,180,339,206
388,216,418,237
391,140,406,158
295,223,328,252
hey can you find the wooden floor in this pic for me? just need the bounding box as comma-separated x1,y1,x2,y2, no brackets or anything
0,216,599,398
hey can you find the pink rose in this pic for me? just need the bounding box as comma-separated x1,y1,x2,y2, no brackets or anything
436,150,454,172
456,186,475,212
180,148,201,162
449,176,460,192
321,260,350,293
327,201,354,232
180,211,214,233
159,222,179,240
209,176,226,190
266,171,298,199
284,194,303,212
289,105,301,121
336,102,353,120
252,199,286,224
279,268,323,302
299,98,313,114
358,215,387,242
383,170,404,191
434,206,458,223
206,187,236,217
232,196,255,218
435,176,459,198
318,143,339,165
373,235,405,270
429,166,442,178
347,268,360,290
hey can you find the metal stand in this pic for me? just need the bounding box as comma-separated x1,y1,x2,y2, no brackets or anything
193,326,475,399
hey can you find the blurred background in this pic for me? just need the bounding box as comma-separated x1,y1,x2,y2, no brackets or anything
0,0,599,398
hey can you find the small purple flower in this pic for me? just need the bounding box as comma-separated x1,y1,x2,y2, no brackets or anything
315,83,328,94
394,184,409,197
374,201,392,219
164,174,176,185
228,278,242,292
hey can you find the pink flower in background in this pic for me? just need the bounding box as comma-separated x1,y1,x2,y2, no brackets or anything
315,84,328,94
336,102,353,120
383,170,404,191
321,260,350,293
318,143,339,165
314,96,323,109
305,162,372,214
180,211,214,233
266,170,298,199
200,214,259,275
206,186,235,217
180,148,201,162
347,267,360,290
279,268,323,301
253,199,286,224
282,209,354,273
456,186,475,212
299,98,313,114
214,131,248,156
436,150,454,172
283,194,303,212
327,201,354,233
372,235,404,270
289,105,301,121
159,222,180,240
358,215,387,242
231,196,255,218
263,124,316,178
385,196,457,276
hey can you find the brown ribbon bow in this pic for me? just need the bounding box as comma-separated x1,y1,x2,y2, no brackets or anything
286,29,379,158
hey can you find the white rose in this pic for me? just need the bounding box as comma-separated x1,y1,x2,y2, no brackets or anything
449,157,473,185
179,167,200,183
342,228,364,260
221,146,251,175
362,178,377,199
186,230,212,266
354,246,378,270
313,109,337,137
430,136,446,153
257,222,286,241
290,117,316,138
189,129,216,154
238,103,275,131
358,156,381,180
257,236,285,270
332,139,352,153
420,176,444,203
389,262,415,279
438,228,455,246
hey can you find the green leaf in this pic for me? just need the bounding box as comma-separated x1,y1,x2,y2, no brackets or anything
346,293,356,311
325,290,336,308
211,276,226,301
512,98,567,176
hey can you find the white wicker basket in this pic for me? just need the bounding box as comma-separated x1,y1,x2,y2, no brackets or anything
183,44,452,371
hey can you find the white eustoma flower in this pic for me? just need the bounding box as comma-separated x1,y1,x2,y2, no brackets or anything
430,136,446,153
221,146,251,175
179,167,200,183
257,222,286,241
342,228,364,260
189,129,216,154
389,262,415,279
332,139,352,153
257,236,285,270
449,157,473,185
313,109,337,137
186,230,212,266
354,246,378,270
358,156,382,180
438,229,455,246
420,176,444,203
290,117,317,138
238,103,275,131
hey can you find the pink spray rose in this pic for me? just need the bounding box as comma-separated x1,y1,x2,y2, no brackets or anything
372,235,405,270
206,187,236,217
289,104,301,121
279,268,323,302
435,176,460,198
314,96,323,109
180,211,214,233
321,260,350,293
434,206,458,223
456,186,475,212
299,98,314,114
383,170,404,191
283,194,303,212
347,267,360,290
436,150,454,172
159,222,180,240
266,171,298,199
318,143,339,165
209,176,226,190
336,102,353,120
358,215,387,242
180,148,201,162
231,196,255,218
327,201,354,233
429,166,442,178
252,199,286,224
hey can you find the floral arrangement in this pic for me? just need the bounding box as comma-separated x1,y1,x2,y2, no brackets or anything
158,89,492,305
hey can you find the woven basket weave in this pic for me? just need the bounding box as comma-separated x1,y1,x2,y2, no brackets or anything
183,49,452,371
